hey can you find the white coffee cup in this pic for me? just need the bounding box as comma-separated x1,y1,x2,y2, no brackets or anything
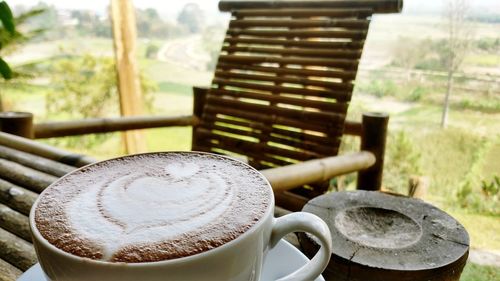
30,153,332,281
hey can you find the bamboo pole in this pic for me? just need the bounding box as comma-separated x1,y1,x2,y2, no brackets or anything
217,62,357,80
0,179,38,216
0,132,96,167
191,87,208,151
0,159,58,193
0,112,33,139
229,18,370,29
0,258,22,281
0,227,36,271
110,0,147,154
0,204,31,242
231,8,373,18
227,28,366,39
344,120,363,136
214,70,355,91
261,151,375,192
219,0,403,14
0,145,74,177
218,54,358,70
223,37,364,51
357,112,389,190
34,115,198,139
261,151,376,192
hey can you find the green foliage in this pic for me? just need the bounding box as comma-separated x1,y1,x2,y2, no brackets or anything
414,39,449,71
0,56,11,78
45,53,156,148
407,86,425,102
0,1,46,81
460,262,499,281
469,12,500,23
384,130,423,194
358,79,397,98
481,175,500,198
436,133,500,215
145,43,159,59
136,8,182,38
475,37,500,52
71,10,110,38
391,36,429,72
0,0,14,80
0,1,14,34
47,54,119,119
458,97,500,113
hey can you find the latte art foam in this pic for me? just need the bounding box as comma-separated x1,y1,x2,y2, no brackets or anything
34,152,272,262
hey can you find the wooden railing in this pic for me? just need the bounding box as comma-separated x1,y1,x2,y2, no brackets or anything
0,110,388,195
33,115,198,139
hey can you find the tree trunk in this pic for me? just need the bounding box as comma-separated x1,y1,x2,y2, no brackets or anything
110,0,147,154
441,69,453,128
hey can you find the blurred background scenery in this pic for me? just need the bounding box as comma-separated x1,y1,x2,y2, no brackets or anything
1,0,499,279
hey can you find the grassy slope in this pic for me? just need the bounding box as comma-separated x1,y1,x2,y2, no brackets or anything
461,263,499,281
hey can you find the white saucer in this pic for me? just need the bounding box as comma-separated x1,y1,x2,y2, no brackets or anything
18,240,324,281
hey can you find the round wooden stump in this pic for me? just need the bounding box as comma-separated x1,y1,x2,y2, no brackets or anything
298,191,469,281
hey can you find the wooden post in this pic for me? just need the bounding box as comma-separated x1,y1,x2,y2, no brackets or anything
357,112,389,190
110,0,147,154
0,112,34,138
191,87,208,151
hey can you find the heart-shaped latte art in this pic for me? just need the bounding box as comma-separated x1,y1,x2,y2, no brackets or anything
66,162,235,258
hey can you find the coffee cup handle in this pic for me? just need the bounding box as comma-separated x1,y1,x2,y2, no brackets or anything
269,212,332,281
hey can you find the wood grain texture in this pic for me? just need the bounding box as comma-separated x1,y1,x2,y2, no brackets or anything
219,0,403,13
0,145,73,177
0,228,36,271
0,204,31,242
0,258,22,281
0,179,38,216
0,159,57,193
299,191,469,281
194,1,379,200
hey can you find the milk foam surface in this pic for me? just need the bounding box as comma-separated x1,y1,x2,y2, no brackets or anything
35,152,272,262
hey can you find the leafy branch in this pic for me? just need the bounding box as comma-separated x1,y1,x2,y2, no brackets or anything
0,0,15,79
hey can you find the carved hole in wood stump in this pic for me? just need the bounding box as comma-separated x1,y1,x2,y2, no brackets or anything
335,207,422,249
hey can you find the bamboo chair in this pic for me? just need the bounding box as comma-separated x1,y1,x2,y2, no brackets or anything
0,1,403,214
190,0,401,210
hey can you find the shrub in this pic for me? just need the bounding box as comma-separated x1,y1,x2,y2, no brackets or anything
454,138,499,215
145,44,159,59
383,130,423,195
407,86,425,102
358,79,398,98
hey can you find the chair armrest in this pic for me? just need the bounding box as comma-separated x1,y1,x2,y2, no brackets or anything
260,151,376,192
